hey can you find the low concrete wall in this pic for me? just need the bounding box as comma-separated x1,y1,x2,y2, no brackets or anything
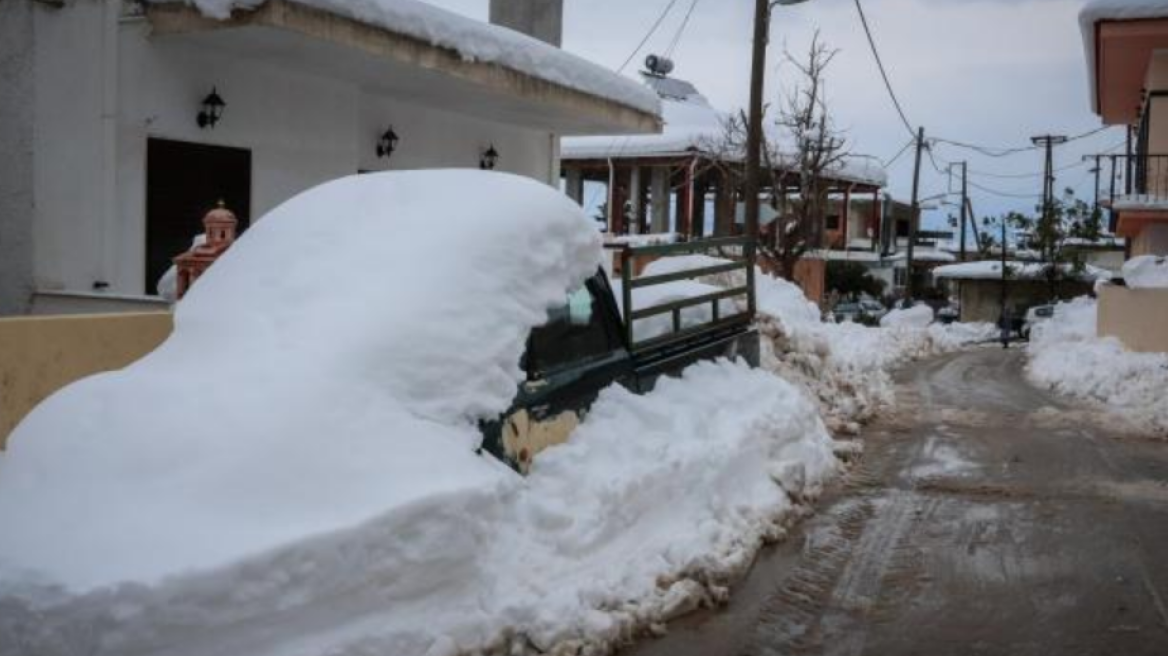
0,312,173,449
1098,285,1168,353
958,279,1093,324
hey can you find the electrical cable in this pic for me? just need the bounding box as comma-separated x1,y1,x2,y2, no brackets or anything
664,0,701,59
618,0,682,73
852,0,916,139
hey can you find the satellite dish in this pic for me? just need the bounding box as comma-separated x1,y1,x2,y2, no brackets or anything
644,54,675,77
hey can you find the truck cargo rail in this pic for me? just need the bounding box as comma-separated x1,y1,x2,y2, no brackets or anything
618,237,757,357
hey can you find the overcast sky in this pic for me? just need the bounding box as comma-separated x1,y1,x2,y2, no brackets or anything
428,0,1123,229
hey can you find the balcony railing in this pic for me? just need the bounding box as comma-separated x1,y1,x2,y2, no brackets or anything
1097,153,1168,210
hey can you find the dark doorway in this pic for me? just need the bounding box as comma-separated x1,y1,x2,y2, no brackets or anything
146,138,251,295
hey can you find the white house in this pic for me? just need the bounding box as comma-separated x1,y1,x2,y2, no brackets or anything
0,0,661,315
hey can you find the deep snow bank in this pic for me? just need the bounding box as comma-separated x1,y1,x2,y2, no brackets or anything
752,276,994,431
0,170,602,592
0,361,838,656
1027,297,1168,437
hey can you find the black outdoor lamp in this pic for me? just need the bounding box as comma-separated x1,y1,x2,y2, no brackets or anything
196,87,226,129
376,127,400,159
480,144,500,170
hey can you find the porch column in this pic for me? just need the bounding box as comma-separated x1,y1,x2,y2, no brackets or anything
870,191,881,251
650,166,670,234
692,173,709,239
565,167,584,205
628,166,643,235
610,170,629,235
714,170,736,237
679,158,698,238
842,187,852,247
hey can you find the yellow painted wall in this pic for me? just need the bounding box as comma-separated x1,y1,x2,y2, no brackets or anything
0,313,173,449
1098,285,1168,353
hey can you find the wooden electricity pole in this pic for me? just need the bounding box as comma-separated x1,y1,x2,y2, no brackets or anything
906,126,925,301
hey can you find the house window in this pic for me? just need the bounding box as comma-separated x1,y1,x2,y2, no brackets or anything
894,268,908,287
146,138,251,295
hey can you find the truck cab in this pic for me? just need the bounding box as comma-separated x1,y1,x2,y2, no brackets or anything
480,237,760,473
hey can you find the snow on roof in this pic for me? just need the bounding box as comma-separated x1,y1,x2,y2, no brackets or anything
933,260,1113,282
562,74,887,188
912,250,957,264
1079,0,1168,113
155,0,661,117
0,170,602,591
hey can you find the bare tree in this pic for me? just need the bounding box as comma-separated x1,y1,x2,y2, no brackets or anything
702,33,849,280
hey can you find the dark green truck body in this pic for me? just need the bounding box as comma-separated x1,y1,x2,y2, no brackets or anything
480,237,760,473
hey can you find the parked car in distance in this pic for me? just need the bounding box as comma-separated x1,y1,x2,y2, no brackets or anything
1021,304,1055,340
859,300,888,321
833,300,886,324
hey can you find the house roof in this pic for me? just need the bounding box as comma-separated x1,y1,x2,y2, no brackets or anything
1080,0,1168,122
147,0,662,135
561,73,888,188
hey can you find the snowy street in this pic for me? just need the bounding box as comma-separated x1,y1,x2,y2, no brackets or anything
628,347,1168,656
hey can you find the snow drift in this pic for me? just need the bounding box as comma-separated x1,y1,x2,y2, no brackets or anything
1123,255,1168,289
0,171,840,656
0,170,602,592
1027,297,1168,437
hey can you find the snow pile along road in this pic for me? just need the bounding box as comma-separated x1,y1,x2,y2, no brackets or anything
1027,296,1168,437
635,257,996,432
0,172,839,656
750,273,995,432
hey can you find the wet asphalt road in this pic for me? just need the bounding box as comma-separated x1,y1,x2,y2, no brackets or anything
626,347,1168,656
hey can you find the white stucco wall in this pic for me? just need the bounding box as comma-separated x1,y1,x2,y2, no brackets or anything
22,0,558,305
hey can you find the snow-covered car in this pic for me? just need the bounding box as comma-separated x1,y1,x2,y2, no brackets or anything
1021,304,1055,340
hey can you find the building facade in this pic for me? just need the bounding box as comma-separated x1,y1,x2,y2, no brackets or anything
0,0,660,316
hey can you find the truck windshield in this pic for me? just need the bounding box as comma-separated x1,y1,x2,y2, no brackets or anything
527,284,618,378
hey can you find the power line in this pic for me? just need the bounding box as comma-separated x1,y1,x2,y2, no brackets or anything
967,179,1043,200
664,0,701,59
883,137,915,168
852,0,915,140
933,126,1112,159
618,0,682,73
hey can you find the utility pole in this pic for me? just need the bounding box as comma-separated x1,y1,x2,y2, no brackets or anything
1030,134,1068,264
906,126,925,302
954,161,969,262
1000,214,1009,345
744,0,812,242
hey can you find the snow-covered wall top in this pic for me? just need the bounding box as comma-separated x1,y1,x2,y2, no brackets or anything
1079,0,1168,113
562,76,888,188
153,0,661,117
934,260,1113,282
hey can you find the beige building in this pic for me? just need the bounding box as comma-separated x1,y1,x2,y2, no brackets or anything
1081,1,1168,353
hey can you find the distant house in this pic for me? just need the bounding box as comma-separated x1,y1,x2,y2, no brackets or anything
1080,0,1168,352
934,261,1109,324
560,66,886,304
0,0,661,316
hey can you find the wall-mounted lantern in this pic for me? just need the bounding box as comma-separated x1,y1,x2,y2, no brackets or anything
197,87,226,129
480,144,500,170
376,127,400,159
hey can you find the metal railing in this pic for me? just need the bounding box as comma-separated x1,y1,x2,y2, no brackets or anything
1096,153,1168,209
619,236,756,355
